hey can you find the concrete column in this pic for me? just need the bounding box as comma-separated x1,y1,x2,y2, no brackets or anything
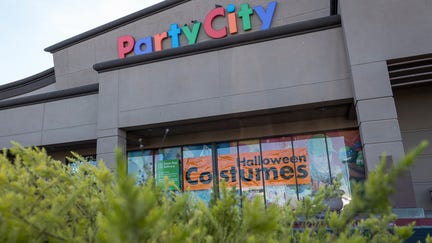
96,71,125,171
339,0,419,209
347,49,417,208
97,128,126,170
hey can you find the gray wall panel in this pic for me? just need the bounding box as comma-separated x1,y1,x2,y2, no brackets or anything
360,119,402,145
356,97,397,123
401,131,432,156
340,0,432,65
410,155,432,184
117,53,220,111
43,94,98,130
118,98,221,127
97,72,120,130
0,132,42,148
219,79,352,115
41,124,97,145
350,62,393,101
0,95,98,148
55,69,98,90
395,85,432,211
218,28,349,96
3,83,58,101
0,105,44,136
53,49,68,77
114,29,352,128
412,183,432,211
395,86,432,132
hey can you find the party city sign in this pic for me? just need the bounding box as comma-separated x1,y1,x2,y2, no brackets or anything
117,1,278,58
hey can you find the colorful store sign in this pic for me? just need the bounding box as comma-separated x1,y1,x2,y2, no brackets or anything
117,1,278,58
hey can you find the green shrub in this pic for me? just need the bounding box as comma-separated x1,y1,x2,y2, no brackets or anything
0,141,430,242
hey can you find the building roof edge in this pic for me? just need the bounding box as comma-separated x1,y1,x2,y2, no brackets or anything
44,0,191,53
0,68,56,100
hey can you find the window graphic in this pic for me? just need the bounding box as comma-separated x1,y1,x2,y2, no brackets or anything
128,150,153,185
154,147,181,190
127,129,365,205
183,144,213,202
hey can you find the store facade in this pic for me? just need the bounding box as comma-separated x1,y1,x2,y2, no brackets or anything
0,0,431,216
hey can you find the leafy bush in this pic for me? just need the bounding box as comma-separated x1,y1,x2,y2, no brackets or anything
0,141,430,242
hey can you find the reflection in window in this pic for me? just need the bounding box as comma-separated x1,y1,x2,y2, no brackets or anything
69,155,97,174
128,150,153,185
238,139,264,203
217,141,240,194
326,130,365,202
183,144,213,202
293,134,330,198
261,137,298,206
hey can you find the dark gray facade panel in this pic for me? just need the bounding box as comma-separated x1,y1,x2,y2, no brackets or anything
0,68,55,100
41,124,97,146
0,94,99,148
0,83,98,110
0,132,43,149
340,0,432,65
110,28,351,128
0,104,44,137
395,85,432,210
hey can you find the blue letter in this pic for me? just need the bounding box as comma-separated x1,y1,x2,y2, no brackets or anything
254,1,277,30
134,36,153,55
168,23,182,48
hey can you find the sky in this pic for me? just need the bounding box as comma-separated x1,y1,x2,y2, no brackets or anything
0,0,164,86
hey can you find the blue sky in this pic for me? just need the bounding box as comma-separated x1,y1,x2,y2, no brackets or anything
0,0,163,86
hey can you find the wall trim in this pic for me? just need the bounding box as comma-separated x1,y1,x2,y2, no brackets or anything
0,83,99,110
93,15,342,73
0,68,56,100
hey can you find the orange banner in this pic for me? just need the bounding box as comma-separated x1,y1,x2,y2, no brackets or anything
183,156,214,191
217,154,240,189
183,148,311,191
218,149,311,188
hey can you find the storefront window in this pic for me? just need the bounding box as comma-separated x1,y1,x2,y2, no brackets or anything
261,136,298,206
183,144,213,203
128,150,153,185
293,134,330,198
326,130,365,201
69,155,97,174
217,141,240,193
154,147,182,190
125,129,365,206
238,139,264,203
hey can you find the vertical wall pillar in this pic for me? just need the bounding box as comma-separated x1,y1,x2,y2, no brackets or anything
339,0,420,210
97,128,126,170
351,61,417,208
96,71,126,171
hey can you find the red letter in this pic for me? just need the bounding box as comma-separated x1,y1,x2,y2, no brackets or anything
204,7,227,39
117,35,135,58
153,32,168,51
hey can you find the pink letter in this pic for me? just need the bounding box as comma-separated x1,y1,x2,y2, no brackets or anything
117,35,135,58
204,7,227,39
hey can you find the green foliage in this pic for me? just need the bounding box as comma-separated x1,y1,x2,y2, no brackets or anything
0,142,112,242
0,141,429,242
